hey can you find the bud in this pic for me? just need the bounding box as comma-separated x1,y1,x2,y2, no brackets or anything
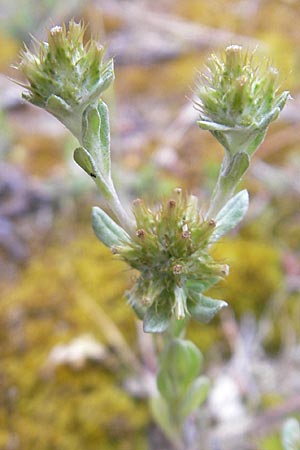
195,45,289,157
17,20,114,139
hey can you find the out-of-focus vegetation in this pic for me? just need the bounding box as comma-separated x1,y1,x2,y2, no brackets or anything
1,1,300,449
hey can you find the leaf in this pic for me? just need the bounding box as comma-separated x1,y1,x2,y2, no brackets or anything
92,58,115,99
186,276,222,294
98,100,110,173
179,376,210,419
157,339,203,400
73,147,112,199
143,300,171,333
74,146,97,176
150,396,179,443
46,94,71,115
210,189,249,242
282,418,300,450
82,100,111,177
221,152,250,188
92,206,130,248
126,286,147,320
187,293,227,323
46,94,80,137
197,120,231,131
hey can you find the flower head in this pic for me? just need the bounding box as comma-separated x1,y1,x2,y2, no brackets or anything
115,189,228,332
195,45,289,156
17,20,114,138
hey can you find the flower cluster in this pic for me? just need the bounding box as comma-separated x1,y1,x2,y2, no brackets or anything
18,20,114,139
195,45,289,156
93,188,234,333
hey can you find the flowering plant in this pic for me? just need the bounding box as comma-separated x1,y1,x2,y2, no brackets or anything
16,21,289,447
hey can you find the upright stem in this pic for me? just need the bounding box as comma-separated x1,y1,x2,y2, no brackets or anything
107,182,136,235
206,158,233,219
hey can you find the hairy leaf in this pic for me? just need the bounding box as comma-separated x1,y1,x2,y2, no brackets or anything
92,206,130,248
210,189,249,242
188,293,227,323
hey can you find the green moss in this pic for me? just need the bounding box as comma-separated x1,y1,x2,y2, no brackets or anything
211,238,282,316
1,235,149,450
259,433,282,450
187,236,283,355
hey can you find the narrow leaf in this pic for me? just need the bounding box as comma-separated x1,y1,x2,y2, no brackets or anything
188,293,227,323
221,152,250,188
197,120,231,131
158,339,203,400
74,146,97,176
92,58,114,99
180,376,210,419
92,206,130,248
150,396,179,444
210,189,249,242
82,100,111,177
186,276,222,293
143,301,171,333
73,147,111,199
98,100,110,174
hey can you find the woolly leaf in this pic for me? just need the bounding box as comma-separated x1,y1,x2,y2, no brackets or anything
150,396,178,443
210,189,249,242
82,100,111,177
73,147,112,199
143,301,171,333
92,206,130,248
157,339,203,400
179,376,210,419
188,293,227,323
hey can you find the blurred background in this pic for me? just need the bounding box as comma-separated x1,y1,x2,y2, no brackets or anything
0,1,300,449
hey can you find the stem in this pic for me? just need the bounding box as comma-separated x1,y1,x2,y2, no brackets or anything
107,182,136,235
206,172,234,219
206,156,231,219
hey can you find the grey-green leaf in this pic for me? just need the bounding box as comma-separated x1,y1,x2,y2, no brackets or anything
179,376,210,419
82,100,111,177
92,206,130,248
143,301,171,333
73,147,111,199
92,58,115,100
188,293,227,323
282,418,300,450
74,146,97,176
221,152,250,190
210,189,249,242
197,120,231,131
157,339,203,400
186,276,222,294
150,396,179,443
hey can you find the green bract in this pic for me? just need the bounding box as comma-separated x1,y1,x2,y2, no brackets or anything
195,45,289,157
18,21,114,140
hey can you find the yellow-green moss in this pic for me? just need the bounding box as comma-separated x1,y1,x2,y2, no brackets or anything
1,236,149,450
188,237,283,354
211,238,282,316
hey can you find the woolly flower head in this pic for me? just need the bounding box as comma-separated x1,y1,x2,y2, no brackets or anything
92,188,237,333
195,45,289,156
17,20,114,136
